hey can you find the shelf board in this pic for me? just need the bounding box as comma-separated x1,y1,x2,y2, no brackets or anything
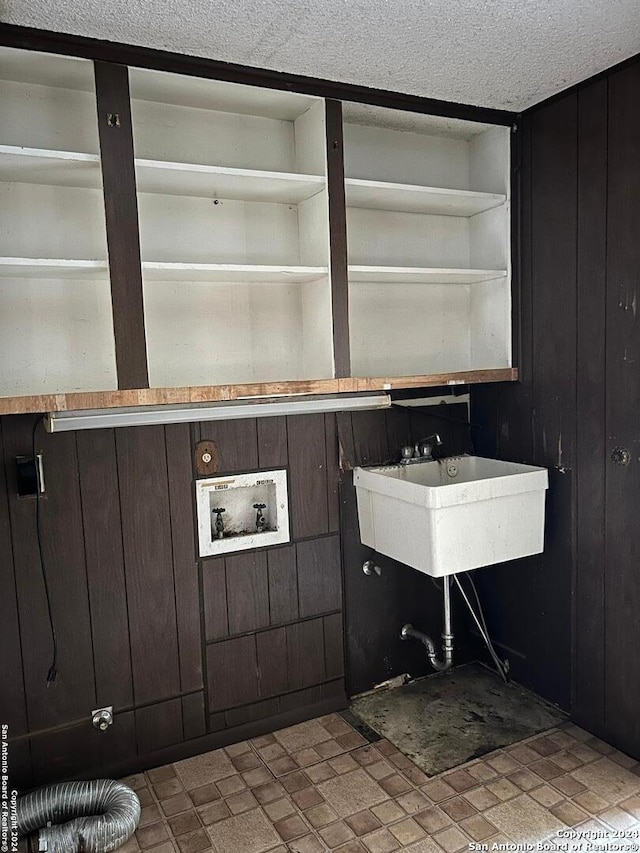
345,178,506,216
0,145,101,188
135,160,326,203
0,259,328,284
0,258,109,279
0,369,518,415
0,146,326,204
142,263,329,283
349,266,507,284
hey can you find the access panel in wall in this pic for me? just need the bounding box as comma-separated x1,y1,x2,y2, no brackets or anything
196,468,290,556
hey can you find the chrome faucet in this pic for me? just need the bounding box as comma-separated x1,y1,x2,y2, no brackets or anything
399,433,443,464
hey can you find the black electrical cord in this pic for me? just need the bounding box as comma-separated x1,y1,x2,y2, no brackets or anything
32,416,57,686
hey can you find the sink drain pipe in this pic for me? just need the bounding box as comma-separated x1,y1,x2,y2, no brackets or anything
401,576,454,672
16,779,140,852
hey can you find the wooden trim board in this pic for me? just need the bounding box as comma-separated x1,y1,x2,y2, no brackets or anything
0,369,517,415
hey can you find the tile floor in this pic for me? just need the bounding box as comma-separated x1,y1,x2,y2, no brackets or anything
117,713,640,853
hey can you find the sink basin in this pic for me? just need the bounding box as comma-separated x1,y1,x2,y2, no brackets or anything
354,455,548,577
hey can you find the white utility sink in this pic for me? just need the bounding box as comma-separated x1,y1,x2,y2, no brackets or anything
354,455,548,577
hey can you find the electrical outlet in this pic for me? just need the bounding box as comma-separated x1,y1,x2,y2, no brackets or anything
15,454,45,497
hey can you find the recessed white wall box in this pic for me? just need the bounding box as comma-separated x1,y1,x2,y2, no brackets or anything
196,469,289,557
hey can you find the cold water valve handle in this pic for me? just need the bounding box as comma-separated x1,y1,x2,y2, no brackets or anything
253,503,267,533
212,507,226,539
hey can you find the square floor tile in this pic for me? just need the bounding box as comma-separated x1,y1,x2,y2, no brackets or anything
264,798,296,823
572,757,640,803
345,810,382,836
574,791,610,814
396,790,430,815
467,762,499,783
161,793,192,817
148,765,177,784
442,769,478,793
486,753,520,775
432,825,470,853
227,789,258,815
274,814,309,842
507,744,540,766
620,796,640,820
530,759,564,781
269,756,299,776
231,751,262,773
206,808,281,853
463,787,501,811
225,741,251,758
361,828,400,853
485,793,565,843
197,800,231,826
305,802,340,828
365,761,395,782
317,739,347,760
292,786,324,810
318,769,388,818
282,771,312,793
414,806,453,834
294,748,323,768
175,749,236,790
600,807,637,830
550,800,590,826
379,774,411,797
529,786,565,809
289,835,326,853
216,774,246,797
243,766,272,787
551,774,588,797
459,814,498,842
321,820,356,848
275,720,333,753
371,801,405,826
188,783,220,807
175,828,212,853
421,779,456,803
307,762,338,784
168,810,202,837
153,778,184,800
389,817,424,845
136,821,171,849
486,778,520,802
330,754,360,775
440,796,477,822
253,780,286,804
507,769,541,792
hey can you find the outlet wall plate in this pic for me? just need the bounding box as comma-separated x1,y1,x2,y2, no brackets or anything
196,469,290,557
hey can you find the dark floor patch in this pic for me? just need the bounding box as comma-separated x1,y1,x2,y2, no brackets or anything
350,662,566,776
340,708,382,743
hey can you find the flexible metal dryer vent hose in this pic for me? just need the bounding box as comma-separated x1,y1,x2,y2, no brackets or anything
17,779,140,852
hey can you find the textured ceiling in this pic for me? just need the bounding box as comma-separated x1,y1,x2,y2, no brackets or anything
2,0,640,111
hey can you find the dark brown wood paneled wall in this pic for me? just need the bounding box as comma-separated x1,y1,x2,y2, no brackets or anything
198,414,344,731
473,53,640,757
472,95,579,712
0,412,345,790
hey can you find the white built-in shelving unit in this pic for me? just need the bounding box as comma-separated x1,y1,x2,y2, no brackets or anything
128,68,334,389
343,103,512,378
0,45,514,408
0,48,117,397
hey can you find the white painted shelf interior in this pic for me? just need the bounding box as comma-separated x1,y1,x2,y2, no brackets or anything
342,102,512,377
0,47,117,397
128,66,334,388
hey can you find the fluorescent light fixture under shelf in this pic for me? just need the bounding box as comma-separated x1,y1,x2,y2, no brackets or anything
44,393,391,432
